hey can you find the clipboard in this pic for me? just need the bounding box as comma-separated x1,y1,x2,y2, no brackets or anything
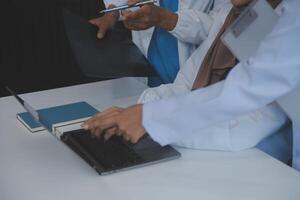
63,9,156,78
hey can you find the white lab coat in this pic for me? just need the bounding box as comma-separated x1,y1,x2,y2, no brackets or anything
103,0,226,67
141,1,298,151
138,2,233,102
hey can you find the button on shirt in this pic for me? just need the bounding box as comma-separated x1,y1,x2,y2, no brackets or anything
147,0,180,87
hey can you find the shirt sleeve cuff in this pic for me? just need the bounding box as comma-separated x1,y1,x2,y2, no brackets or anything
168,10,212,45
137,89,162,104
142,102,172,146
169,11,184,36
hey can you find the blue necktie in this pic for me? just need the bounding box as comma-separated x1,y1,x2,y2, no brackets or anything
147,0,180,87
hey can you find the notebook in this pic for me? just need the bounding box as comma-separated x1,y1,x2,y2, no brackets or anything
63,9,156,78
17,101,98,133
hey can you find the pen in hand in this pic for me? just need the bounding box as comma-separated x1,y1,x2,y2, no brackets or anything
99,0,157,14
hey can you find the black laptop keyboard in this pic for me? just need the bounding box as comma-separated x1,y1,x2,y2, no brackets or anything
61,129,144,170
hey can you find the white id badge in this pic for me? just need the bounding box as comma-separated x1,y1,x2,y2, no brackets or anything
221,0,279,61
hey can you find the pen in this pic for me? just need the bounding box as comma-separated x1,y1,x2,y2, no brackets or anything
99,0,157,14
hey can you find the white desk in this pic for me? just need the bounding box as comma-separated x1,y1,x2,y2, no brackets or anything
1,78,300,200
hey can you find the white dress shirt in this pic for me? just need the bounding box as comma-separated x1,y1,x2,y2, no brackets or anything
102,0,226,67
142,0,300,152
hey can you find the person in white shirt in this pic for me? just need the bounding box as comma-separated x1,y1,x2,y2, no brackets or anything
90,0,222,86
83,0,299,166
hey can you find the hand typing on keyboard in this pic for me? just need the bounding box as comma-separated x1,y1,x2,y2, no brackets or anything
82,104,146,144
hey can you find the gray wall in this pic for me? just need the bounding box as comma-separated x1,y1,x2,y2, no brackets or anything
0,0,129,96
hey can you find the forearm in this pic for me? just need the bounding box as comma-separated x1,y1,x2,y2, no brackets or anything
169,10,213,45
169,1,232,45
173,102,287,151
169,2,231,45
138,68,193,104
138,82,190,104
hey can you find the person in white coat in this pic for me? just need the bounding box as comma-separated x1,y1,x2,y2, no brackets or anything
83,0,299,165
90,0,222,86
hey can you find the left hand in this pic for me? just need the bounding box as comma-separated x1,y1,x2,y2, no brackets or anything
121,0,178,31
82,104,146,143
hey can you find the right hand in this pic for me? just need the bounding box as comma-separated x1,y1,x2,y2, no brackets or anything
89,6,119,39
121,0,178,31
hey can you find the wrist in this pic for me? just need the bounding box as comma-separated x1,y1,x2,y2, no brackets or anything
157,8,178,31
106,4,120,21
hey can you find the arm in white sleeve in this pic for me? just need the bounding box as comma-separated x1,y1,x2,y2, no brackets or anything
138,73,191,103
169,9,213,45
138,37,206,103
169,0,231,45
138,56,198,103
143,0,300,146
173,101,287,151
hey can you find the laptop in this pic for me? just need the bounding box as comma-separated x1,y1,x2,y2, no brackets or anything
6,87,181,175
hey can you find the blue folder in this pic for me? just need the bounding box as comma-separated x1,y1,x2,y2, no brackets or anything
17,101,98,132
